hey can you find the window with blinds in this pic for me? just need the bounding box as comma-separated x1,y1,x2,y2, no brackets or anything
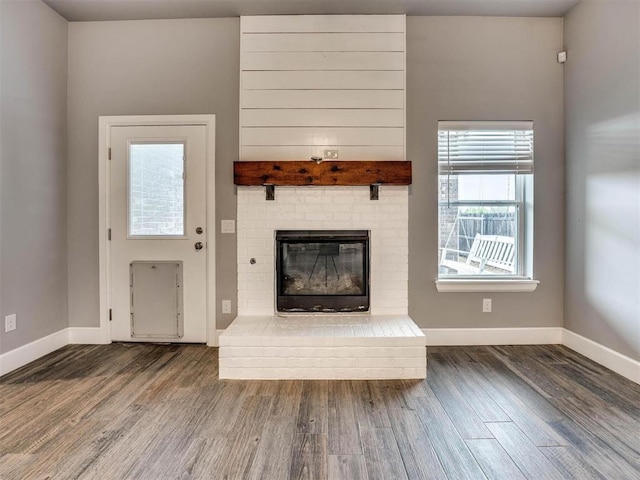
437,121,534,279
438,121,533,175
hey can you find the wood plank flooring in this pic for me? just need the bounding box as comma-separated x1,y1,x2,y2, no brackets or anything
1,344,639,479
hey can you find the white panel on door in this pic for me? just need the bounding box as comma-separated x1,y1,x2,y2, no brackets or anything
130,261,183,339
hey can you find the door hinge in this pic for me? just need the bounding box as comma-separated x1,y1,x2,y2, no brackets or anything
109,309,112,321
108,228,111,240
108,147,111,160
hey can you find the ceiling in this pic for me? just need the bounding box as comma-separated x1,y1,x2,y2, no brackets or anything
43,0,581,22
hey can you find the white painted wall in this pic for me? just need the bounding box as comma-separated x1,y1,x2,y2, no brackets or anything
240,15,405,161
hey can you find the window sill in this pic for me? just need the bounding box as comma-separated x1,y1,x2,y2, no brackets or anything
435,279,540,293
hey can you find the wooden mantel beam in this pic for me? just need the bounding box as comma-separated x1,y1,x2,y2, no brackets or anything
233,160,412,187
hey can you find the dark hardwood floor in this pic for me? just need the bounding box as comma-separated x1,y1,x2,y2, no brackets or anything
1,343,638,479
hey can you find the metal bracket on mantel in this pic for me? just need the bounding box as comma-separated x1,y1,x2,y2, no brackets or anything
266,184,380,201
265,185,275,201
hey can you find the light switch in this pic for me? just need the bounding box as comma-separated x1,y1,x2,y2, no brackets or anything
222,300,231,314
221,220,235,234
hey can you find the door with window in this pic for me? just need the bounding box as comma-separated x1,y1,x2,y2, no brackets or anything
109,125,208,342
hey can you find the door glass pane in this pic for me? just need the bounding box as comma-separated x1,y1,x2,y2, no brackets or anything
129,143,185,236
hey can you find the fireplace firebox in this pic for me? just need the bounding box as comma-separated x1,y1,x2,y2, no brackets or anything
276,230,369,312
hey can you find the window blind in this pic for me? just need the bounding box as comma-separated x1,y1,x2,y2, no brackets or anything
438,121,534,175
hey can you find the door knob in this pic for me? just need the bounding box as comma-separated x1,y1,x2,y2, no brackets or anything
195,242,204,251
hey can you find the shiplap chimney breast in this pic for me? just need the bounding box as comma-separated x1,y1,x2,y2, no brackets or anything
240,15,406,160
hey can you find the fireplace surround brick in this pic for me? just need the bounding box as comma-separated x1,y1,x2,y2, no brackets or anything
237,185,409,316
219,315,426,379
221,184,426,380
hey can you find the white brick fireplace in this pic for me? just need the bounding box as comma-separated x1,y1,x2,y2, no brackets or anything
218,14,426,379
218,185,426,379
236,185,408,316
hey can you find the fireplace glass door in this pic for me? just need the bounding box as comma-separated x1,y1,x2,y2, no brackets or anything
276,230,369,312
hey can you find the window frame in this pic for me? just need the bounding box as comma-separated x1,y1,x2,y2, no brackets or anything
435,121,538,292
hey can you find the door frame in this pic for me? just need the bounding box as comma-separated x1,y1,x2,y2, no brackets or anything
98,115,217,346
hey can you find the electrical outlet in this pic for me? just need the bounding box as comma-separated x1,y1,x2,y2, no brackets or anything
5,314,16,332
482,299,492,313
221,220,235,234
324,149,339,159
222,300,232,314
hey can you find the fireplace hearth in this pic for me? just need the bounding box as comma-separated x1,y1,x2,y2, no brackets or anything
276,230,369,312
224,186,424,380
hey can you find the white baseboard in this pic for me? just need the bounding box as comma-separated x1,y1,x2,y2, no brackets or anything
423,327,563,346
68,327,106,345
3,326,637,385
207,329,226,347
1,327,108,377
421,326,638,385
562,329,640,384
0,329,69,377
